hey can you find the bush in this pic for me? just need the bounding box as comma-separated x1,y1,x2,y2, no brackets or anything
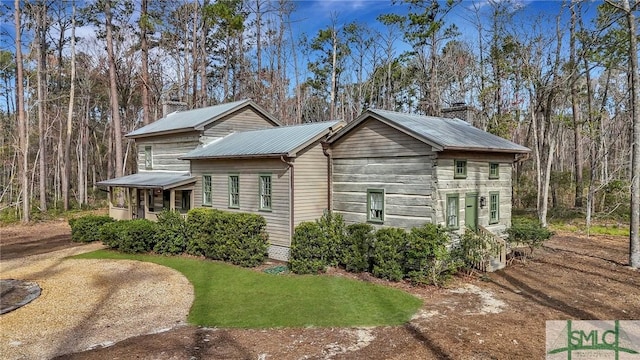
316,211,346,266
100,219,158,253
289,222,327,274
224,212,269,267
185,208,268,267
371,227,407,281
154,210,190,255
342,223,374,272
69,215,115,242
452,229,498,275
405,224,456,286
506,218,553,259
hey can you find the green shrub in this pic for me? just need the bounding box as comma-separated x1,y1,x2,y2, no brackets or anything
316,211,346,266
342,223,374,272
452,229,498,275
100,221,127,249
404,224,456,286
184,208,268,267
371,227,407,281
100,219,158,253
69,215,115,242
224,212,269,267
154,210,190,255
289,222,328,274
506,218,554,259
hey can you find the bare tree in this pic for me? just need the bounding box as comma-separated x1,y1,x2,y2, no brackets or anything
63,2,76,211
15,0,29,222
104,0,124,178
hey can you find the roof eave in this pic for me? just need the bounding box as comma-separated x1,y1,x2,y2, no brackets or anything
442,146,531,154
193,100,282,131
126,127,195,139
180,153,290,161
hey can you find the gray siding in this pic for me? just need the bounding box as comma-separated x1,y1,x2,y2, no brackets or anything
434,152,515,236
202,107,276,140
293,143,329,225
136,132,199,172
332,157,436,230
331,118,434,158
190,159,291,247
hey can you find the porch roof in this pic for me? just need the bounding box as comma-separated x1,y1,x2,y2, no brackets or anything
96,172,196,190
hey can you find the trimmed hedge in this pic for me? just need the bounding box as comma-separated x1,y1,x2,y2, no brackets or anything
186,208,268,267
154,210,190,255
69,215,115,242
371,227,407,281
289,222,327,274
342,223,375,273
101,219,158,253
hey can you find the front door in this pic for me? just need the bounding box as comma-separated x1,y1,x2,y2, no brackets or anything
465,193,478,231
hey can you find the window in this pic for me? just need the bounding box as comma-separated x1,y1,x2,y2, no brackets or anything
202,175,212,206
446,194,459,229
489,192,500,224
229,175,239,208
144,146,152,170
162,190,171,210
489,163,499,179
367,189,384,223
181,190,191,212
259,174,272,210
454,160,467,179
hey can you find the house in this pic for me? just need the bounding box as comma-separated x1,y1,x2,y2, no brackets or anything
179,120,343,261
97,99,281,221
98,100,530,265
326,108,530,237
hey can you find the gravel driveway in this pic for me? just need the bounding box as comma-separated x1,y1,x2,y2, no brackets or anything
0,244,194,360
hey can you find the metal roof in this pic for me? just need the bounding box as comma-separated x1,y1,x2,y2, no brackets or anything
181,120,342,159
96,172,195,189
126,100,281,138
329,108,530,153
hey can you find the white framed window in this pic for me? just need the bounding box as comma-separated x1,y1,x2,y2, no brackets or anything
229,175,239,208
144,146,153,170
490,192,500,224
446,194,459,229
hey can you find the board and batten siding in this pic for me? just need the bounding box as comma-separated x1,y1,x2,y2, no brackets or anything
135,132,200,172
190,159,291,249
434,152,515,235
293,142,329,225
202,107,277,140
331,118,436,230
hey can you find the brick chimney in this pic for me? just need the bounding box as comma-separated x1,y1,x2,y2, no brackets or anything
162,99,188,118
441,102,476,124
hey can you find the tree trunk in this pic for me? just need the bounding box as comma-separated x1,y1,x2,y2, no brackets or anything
15,0,29,222
36,2,47,211
140,0,151,125
63,3,76,211
105,0,124,178
622,0,640,268
570,1,584,208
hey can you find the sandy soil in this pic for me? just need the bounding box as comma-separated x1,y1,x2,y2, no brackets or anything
1,221,639,359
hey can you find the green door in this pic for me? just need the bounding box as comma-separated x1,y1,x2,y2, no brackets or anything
465,193,478,231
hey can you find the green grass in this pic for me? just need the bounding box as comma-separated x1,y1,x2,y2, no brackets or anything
549,222,630,237
71,250,422,328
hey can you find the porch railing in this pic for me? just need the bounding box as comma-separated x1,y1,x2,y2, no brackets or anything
475,225,507,272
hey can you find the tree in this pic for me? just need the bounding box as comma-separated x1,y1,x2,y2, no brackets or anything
63,2,76,211
14,0,29,222
104,0,124,179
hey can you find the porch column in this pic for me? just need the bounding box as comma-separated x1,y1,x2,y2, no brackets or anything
170,190,176,211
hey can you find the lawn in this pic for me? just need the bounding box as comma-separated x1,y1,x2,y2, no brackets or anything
72,250,422,328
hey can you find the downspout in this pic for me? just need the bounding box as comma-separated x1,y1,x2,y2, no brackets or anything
280,155,295,242
322,142,332,211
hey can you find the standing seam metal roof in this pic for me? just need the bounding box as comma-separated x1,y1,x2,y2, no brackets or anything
332,108,529,153
181,120,342,159
125,100,279,138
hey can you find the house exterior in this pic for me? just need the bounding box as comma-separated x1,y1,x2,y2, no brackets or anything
326,109,530,237
180,121,343,261
97,99,281,221
98,100,529,265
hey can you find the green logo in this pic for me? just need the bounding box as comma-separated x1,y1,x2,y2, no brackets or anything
547,320,640,360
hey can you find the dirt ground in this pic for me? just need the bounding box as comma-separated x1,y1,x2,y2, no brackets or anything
1,221,639,360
